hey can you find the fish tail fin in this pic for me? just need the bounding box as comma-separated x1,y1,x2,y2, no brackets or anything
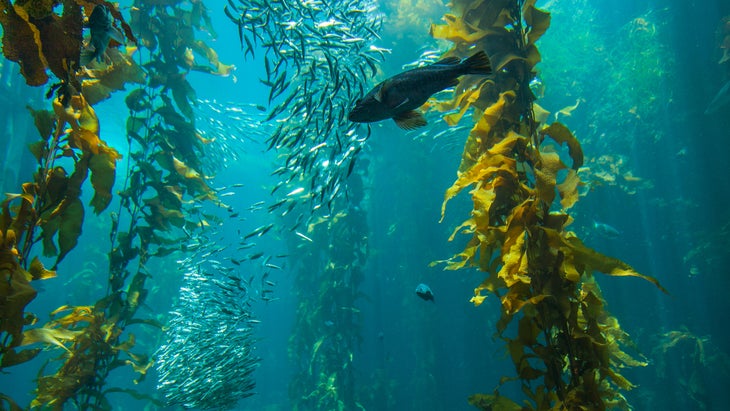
462,50,492,75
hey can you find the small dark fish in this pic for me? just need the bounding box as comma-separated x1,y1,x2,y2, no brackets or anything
415,283,434,302
81,5,125,65
348,51,491,129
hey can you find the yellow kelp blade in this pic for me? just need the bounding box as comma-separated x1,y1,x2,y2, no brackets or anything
441,131,526,220
542,227,667,292
21,327,82,352
430,14,496,44
89,148,122,213
0,261,37,345
460,91,518,171
534,151,567,206
522,0,551,45
0,1,49,86
29,256,56,280
540,122,583,169
557,169,581,210
50,305,95,327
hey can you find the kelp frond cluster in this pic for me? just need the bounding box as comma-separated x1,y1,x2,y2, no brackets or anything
0,0,136,88
430,0,665,409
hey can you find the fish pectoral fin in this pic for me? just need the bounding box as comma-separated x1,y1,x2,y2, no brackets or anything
392,97,410,110
393,110,427,130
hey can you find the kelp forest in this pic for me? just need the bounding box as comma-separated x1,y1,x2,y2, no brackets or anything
1,0,729,410
429,0,667,408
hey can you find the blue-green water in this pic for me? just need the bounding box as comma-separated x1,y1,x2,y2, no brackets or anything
1,0,729,410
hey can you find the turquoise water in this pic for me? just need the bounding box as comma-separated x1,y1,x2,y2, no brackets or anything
0,0,728,410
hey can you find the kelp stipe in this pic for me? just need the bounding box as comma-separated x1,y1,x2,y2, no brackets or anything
0,1,133,407
285,181,370,410
429,0,666,408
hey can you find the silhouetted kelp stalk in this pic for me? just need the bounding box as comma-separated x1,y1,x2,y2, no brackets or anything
285,172,370,410
428,0,667,409
225,0,384,219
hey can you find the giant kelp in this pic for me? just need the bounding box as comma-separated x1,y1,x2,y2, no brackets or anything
0,1,244,409
286,173,370,410
0,1,133,393
0,0,135,88
648,328,730,410
429,0,666,408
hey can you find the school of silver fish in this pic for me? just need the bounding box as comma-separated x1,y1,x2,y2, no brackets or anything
156,253,260,409
225,0,385,217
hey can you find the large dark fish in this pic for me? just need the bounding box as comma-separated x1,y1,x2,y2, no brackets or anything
348,51,492,130
81,4,125,65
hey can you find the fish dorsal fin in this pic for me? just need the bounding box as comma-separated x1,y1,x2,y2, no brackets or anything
393,110,427,130
433,56,460,66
